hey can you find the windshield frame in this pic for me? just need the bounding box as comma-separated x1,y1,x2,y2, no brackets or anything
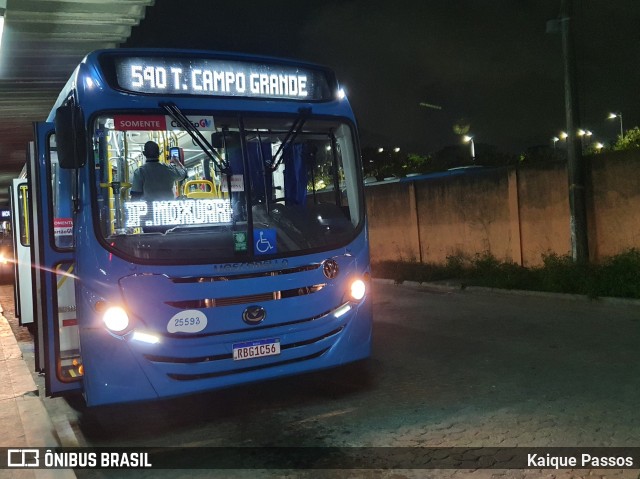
87,109,366,266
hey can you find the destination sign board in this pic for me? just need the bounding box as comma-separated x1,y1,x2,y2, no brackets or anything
114,56,333,101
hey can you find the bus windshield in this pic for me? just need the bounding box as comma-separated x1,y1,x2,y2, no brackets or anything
92,113,362,263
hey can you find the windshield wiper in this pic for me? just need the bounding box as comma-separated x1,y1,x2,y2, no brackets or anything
160,102,229,172
269,107,311,172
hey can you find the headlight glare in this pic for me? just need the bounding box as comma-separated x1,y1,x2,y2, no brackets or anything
103,306,130,333
350,278,366,301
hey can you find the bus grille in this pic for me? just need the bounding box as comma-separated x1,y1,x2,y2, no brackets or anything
157,304,345,339
165,283,325,308
166,348,330,381
170,263,320,283
144,327,343,365
144,326,344,381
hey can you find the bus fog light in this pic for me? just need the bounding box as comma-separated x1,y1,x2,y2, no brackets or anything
103,306,129,333
334,303,352,318
132,331,160,344
349,279,366,301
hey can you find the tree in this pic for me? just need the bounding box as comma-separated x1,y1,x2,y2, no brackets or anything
361,148,433,179
403,154,432,175
612,127,640,152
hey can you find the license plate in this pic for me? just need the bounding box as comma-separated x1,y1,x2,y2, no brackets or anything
232,338,280,361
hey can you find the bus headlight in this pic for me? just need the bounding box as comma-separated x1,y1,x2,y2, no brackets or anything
102,306,130,333
349,278,366,301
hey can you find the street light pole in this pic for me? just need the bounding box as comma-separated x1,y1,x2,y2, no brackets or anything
559,0,589,263
618,114,623,137
577,129,592,152
463,135,475,162
608,112,623,138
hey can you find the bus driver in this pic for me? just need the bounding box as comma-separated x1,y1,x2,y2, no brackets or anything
131,141,187,201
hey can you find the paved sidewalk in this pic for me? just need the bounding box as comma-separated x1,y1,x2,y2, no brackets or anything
0,299,75,479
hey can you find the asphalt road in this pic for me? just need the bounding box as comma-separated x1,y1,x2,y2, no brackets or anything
3,282,640,479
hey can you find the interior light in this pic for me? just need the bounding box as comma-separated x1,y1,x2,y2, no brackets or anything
103,306,130,333
0,16,5,51
350,279,366,301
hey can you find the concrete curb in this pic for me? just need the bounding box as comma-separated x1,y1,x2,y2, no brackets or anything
372,278,396,285
0,310,76,478
372,277,461,293
372,277,640,306
464,285,640,306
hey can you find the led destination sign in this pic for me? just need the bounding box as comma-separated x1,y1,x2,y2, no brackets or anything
115,57,333,100
124,199,232,228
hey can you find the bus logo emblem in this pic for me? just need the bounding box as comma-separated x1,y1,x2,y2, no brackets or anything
243,305,266,325
323,259,339,279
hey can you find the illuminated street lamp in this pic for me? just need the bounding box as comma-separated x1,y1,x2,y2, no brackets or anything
608,112,623,138
559,131,568,141
393,147,400,153
594,142,604,152
377,147,384,153
463,135,475,161
577,129,592,152
552,136,560,149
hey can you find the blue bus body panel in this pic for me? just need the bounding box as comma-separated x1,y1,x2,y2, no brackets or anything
75,228,371,406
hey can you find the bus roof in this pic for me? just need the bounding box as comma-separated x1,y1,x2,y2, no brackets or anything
49,48,343,119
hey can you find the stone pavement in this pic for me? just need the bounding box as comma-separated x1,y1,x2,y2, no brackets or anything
1,279,640,479
0,294,75,479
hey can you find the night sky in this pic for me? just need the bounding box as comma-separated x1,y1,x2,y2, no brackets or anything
125,0,640,156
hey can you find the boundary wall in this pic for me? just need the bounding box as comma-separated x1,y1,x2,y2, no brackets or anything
365,150,640,266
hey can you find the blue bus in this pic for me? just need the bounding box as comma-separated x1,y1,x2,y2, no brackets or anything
13,49,372,406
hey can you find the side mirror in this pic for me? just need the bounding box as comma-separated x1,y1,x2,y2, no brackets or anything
54,104,87,169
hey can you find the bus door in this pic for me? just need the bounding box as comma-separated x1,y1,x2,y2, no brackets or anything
30,123,82,396
10,178,33,328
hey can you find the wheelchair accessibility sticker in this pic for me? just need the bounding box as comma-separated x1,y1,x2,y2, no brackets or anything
254,228,277,255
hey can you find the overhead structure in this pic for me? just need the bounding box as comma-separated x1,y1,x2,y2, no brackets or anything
0,0,154,204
